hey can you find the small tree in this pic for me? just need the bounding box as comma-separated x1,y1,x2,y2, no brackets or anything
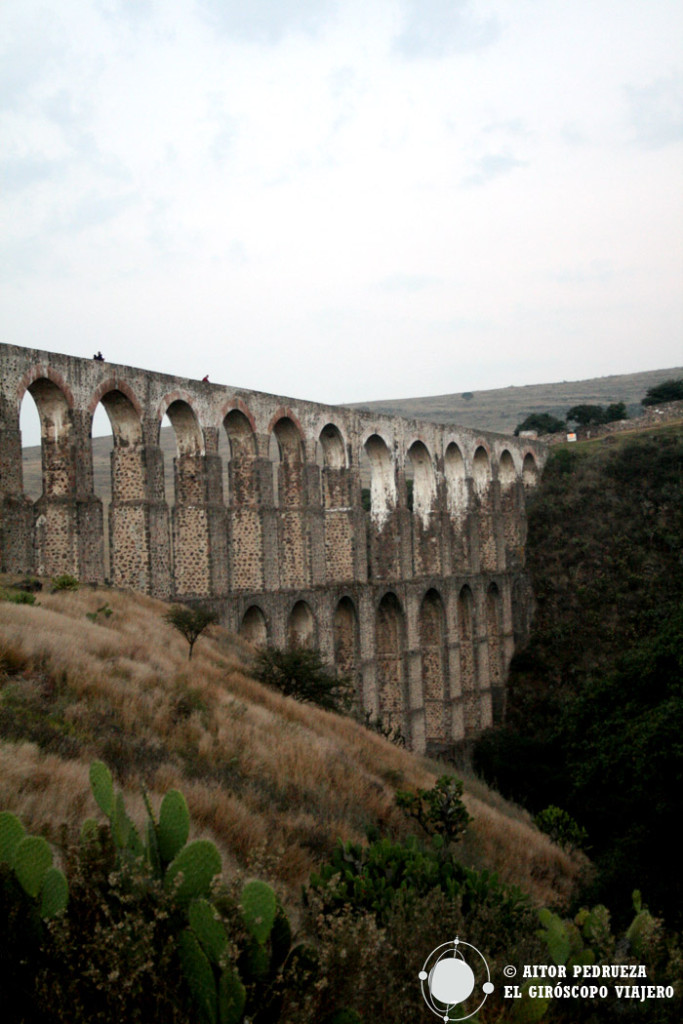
642,378,683,406
566,404,606,427
395,775,471,844
164,604,218,660
252,645,354,713
605,401,628,422
514,412,566,436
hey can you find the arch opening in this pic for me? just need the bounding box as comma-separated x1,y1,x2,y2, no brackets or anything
457,584,478,734
407,441,436,527
473,446,491,497
240,605,268,646
224,409,256,506
333,596,360,702
376,591,406,736
364,434,396,527
419,588,447,743
272,417,304,509
320,423,348,510
444,442,467,516
486,582,504,724
94,389,144,584
499,450,516,491
523,453,539,490
287,600,316,647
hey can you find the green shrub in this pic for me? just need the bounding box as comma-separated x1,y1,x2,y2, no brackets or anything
51,574,79,592
395,775,471,844
0,589,36,605
253,646,354,713
534,805,588,853
308,834,527,930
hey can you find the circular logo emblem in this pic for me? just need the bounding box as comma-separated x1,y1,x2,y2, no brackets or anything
419,937,494,1021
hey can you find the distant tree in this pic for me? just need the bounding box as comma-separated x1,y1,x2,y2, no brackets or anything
642,378,683,406
252,645,354,713
605,402,628,422
566,404,606,427
164,604,218,660
514,412,566,436
461,392,474,401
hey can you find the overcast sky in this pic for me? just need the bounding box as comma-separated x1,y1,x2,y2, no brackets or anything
3,0,682,427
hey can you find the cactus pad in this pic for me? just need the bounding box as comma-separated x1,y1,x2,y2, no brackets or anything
0,810,26,864
218,966,246,1024
90,761,115,818
241,879,277,945
158,789,190,864
178,928,218,1024
165,839,222,905
189,898,228,965
41,866,69,917
538,907,570,966
13,835,52,898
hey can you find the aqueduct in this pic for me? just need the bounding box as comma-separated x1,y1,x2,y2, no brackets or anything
0,343,546,753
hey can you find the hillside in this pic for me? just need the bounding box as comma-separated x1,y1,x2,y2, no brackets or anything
0,584,576,907
351,365,683,435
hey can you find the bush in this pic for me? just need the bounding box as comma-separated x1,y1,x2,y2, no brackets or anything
308,834,528,929
252,646,354,713
51,575,79,593
534,805,589,853
0,589,36,605
395,775,471,844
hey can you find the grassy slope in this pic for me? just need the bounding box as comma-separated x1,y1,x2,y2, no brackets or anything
352,365,683,434
0,584,580,910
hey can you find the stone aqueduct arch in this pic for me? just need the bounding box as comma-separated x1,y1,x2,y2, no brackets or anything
0,343,547,753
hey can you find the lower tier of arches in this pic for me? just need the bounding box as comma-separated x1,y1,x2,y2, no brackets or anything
214,572,531,754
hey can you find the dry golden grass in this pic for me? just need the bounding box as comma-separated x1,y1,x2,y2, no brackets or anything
0,578,582,909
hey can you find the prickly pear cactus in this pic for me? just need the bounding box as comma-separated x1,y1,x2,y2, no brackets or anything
218,966,246,1024
0,811,68,918
179,928,218,1024
13,835,53,898
165,839,222,905
189,898,229,965
538,907,570,966
40,866,69,918
241,879,277,944
89,760,115,817
158,789,190,864
0,810,26,862
626,891,659,958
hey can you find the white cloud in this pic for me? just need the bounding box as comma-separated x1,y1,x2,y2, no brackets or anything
1,0,682,416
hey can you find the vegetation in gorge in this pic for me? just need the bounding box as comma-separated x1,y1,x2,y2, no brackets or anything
474,430,683,926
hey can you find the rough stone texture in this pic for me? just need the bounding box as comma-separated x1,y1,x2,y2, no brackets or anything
0,343,547,752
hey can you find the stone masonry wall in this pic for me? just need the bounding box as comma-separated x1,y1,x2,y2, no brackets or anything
0,343,547,753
